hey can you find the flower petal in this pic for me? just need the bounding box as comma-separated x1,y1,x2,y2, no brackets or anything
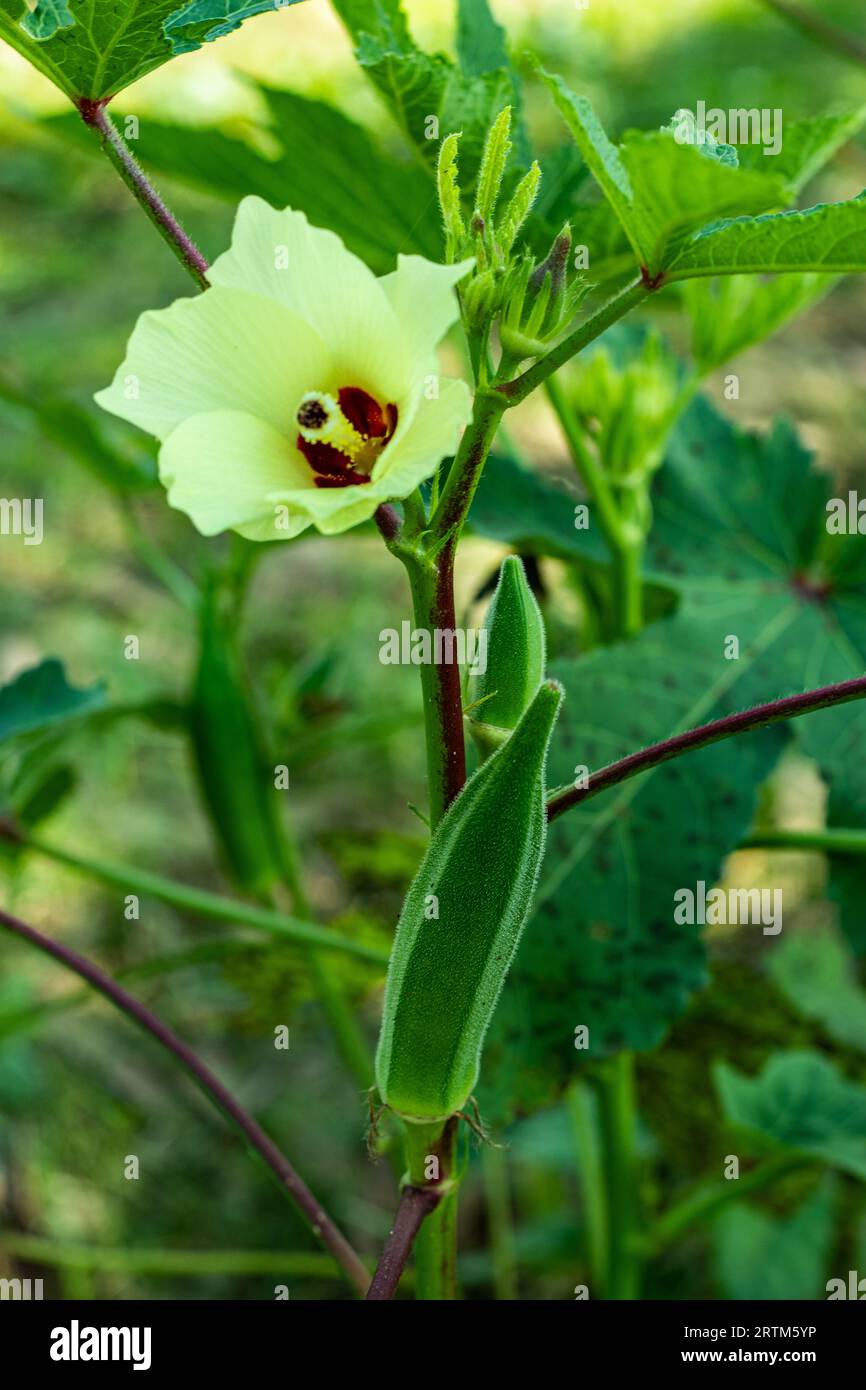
379,255,473,372
159,410,311,540
206,198,407,401
95,287,331,443
373,376,472,497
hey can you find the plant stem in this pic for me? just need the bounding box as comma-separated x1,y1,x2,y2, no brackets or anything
77,101,210,290
648,1153,814,1253
0,904,370,1297
498,279,649,408
15,831,388,967
365,1186,442,1300
547,673,866,822
481,1143,518,1300
410,1120,460,1300
742,827,866,856
595,1053,641,1299
367,1119,459,1300
380,391,506,827
567,1079,609,1296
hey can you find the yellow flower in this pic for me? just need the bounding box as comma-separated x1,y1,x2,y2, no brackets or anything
96,198,472,539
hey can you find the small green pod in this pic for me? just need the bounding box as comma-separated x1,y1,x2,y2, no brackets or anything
375,680,563,1124
466,555,546,758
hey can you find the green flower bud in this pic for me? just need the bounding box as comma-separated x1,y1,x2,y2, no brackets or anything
466,555,546,758
496,160,541,257
437,131,466,261
475,105,512,224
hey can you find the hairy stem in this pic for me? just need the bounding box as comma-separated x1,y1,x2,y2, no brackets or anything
77,100,210,290
0,905,370,1297
547,674,866,822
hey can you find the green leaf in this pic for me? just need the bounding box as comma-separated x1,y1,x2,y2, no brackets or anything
0,0,307,102
668,192,866,279
536,69,785,278
0,660,106,744
713,1177,837,1301
332,0,524,184
680,272,834,375
767,925,866,1052
736,108,866,197
481,398,866,1119
46,80,441,273
456,0,508,76
480,606,785,1121
715,1051,866,1179
468,451,610,566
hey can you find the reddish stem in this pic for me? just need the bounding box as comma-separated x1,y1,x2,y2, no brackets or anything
547,674,866,822
77,99,210,290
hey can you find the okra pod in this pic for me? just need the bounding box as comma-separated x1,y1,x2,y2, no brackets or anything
376,679,563,1123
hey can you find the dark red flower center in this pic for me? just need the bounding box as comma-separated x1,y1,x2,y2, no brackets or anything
295,386,398,489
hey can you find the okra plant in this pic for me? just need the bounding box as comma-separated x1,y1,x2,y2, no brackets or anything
2,0,866,1306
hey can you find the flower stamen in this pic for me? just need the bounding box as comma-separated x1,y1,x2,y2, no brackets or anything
295,387,397,489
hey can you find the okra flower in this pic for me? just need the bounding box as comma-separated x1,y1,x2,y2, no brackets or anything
96,198,473,539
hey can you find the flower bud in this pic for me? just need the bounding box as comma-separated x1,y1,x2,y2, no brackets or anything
466,555,547,758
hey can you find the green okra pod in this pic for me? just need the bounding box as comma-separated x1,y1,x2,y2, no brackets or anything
375,679,563,1124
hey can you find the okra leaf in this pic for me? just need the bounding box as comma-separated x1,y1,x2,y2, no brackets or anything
45,80,441,273
680,272,834,375
645,400,866,957
767,926,866,1053
479,607,785,1122
667,191,866,279
736,108,866,198
537,69,786,278
715,1051,866,1179
713,1177,837,1301
0,0,307,103
456,0,508,75
481,399,866,1119
0,660,106,744
332,0,526,183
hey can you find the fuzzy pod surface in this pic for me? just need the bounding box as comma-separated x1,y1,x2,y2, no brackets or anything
467,555,546,754
375,680,563,1123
